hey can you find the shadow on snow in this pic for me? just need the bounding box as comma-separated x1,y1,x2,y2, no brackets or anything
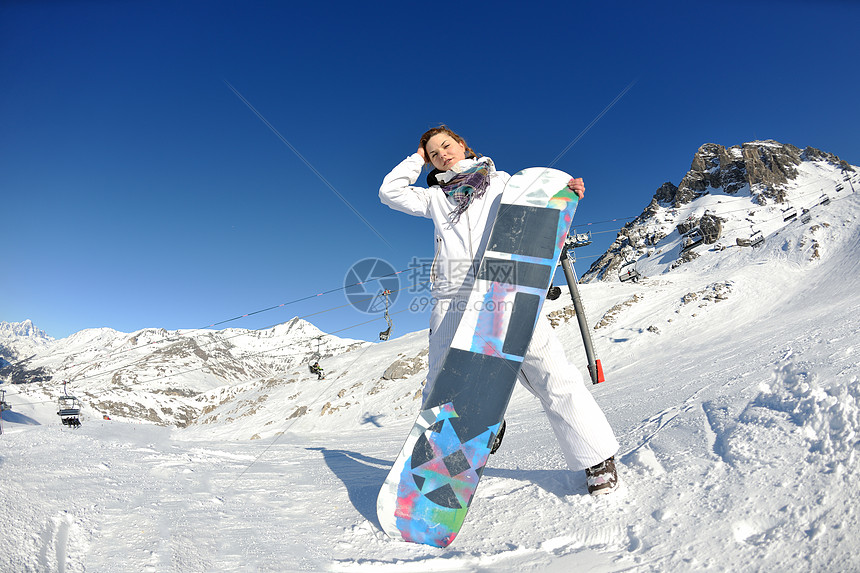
1,411,41,426
309,447,588,532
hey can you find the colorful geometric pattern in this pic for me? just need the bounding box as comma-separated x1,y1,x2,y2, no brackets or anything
377,168,578,547
387,402,499,547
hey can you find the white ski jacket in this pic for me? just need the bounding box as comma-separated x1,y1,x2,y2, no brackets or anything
379,153,511,298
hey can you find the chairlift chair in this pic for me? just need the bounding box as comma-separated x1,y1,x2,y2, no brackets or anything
618,260,641,283
307,336,323,372
310,335,324,360
0,390,12,434
750,230,765,248
58,395,81,417
57,391,82,428
546,285,562,300
0,390,8,435
835,184,844,192
801,208,812,224
379,289,394,341
681,228,704,252
819,195,831,206
782,206,797,222
618,268,641,283
565,230,592,248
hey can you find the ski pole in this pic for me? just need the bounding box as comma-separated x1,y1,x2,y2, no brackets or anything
559,245,604,384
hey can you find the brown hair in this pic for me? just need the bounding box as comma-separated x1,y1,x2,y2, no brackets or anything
418,125,478,166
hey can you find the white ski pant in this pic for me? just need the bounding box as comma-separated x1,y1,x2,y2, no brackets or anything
426,296,619,471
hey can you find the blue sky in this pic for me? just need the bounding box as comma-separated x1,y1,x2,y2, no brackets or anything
2,0,858,343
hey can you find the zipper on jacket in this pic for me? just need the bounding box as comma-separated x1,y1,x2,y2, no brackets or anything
430,236,441,288
466,210,478,281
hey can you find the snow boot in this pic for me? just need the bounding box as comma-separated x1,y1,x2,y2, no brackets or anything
490,420,506,454
585,456,618,495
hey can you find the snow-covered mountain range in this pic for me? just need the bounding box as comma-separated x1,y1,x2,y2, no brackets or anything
1,139,859,571
0,317,367,426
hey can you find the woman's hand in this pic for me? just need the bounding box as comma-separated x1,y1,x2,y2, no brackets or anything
568,177,585,200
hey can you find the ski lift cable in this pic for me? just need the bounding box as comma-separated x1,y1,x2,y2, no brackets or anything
570,191,821,244
57,281,395,385
4,305,418,413
0,308,416,405
592,182,850,258
605,177,847,237
714,191,850,238
44,209,645,373
662,179,847,223
199,263,417,331
211,309,415,396
16,177,849,388
224,331,381,491
9,175,854,404
604,191,854,268
590,227,629,235
90,306,415,402
16,209,687,376
582,193,852,273
58,281,429,396
0,397,55,406
65,279,427,388
582,174,846,240
47,261,436,380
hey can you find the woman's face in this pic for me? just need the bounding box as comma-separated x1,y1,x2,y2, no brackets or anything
424,133,467,172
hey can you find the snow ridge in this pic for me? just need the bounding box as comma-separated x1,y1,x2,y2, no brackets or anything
0,317,368,426
583,139,858,283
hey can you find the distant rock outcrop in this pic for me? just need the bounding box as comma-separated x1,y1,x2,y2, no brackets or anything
382,348,429,380
582,140,856,282
664,141,806,206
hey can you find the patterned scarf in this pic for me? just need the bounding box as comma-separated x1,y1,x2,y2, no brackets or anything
439,158,493,223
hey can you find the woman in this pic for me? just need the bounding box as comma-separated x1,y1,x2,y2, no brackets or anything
379,126,620,495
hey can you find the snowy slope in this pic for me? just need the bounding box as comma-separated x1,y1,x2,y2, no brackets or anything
1,162,859,571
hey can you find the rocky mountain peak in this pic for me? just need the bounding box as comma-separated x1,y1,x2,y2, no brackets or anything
658,140,808,208
581,139,857,283
0,320,52,341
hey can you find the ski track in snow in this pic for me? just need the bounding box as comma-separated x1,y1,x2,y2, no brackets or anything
2,183,860,571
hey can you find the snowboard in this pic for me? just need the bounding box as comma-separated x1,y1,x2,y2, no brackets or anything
376,167,579,547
